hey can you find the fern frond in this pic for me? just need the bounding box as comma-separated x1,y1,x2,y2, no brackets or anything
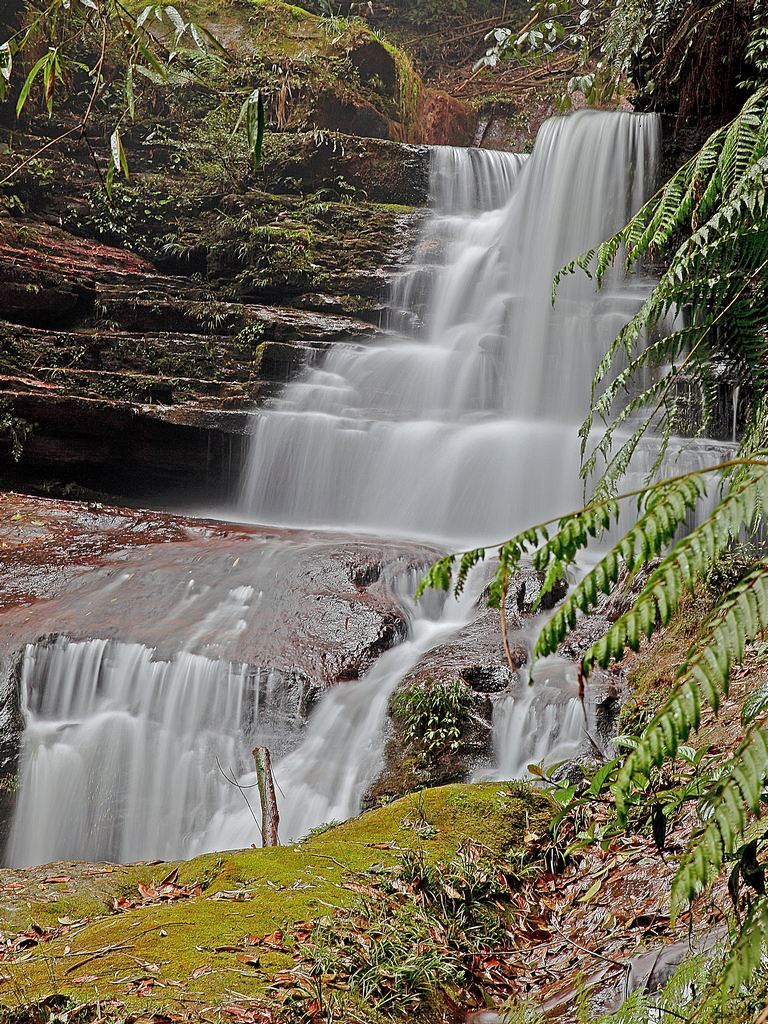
533,475,705,661
671,723,768,914
723,899,768,990
584,468,768,677
613,560,768,826
565,87,768,498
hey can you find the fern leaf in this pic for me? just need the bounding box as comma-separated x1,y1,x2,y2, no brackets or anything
613,560,768,826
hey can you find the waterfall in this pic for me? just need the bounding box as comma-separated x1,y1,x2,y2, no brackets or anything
9,111,704,866
7,638,305,866
8,583,590,864
239,111,660,545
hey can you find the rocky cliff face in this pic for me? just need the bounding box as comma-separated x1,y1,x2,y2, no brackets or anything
0,198,420,501
0,0,480,503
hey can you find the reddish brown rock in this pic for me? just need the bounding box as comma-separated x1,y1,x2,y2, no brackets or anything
415,89,474,146
0,493,441,692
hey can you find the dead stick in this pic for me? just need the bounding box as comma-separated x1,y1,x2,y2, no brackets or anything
254,746,280,847
63,942,134,974
550,922,626,968
500,570,517,673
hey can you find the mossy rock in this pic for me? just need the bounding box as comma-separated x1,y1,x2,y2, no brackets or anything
0,782,552,1015
118,0,423,140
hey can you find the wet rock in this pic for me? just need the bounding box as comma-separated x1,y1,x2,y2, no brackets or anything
313,92,395,141
558,564,660,660
0,216,411,502
0,386,251,504
415,89,474,146
399,607,526,695
291,291,387,324
0,498,432,830
619,927,725,1007
588,670,627,747
0,493,441,696
266,133,431,205
368,585,535,803
507,566,570,613
0,653,24,849
366,567,617,802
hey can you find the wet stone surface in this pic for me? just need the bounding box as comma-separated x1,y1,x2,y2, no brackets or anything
0,493,441,688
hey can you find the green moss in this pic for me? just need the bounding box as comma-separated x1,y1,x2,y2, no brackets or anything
369,201,416,213
381,36,422,131
0,783,553,1014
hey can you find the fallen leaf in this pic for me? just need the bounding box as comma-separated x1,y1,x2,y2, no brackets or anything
578,879,603,903
159,867,179,887
236,953,261,968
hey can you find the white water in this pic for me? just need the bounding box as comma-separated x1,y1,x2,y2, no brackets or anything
8,111,690,865
240,111,660,545
8,640,259,865
9,578,585,864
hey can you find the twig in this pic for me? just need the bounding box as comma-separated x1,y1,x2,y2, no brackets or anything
63,942,134,974
216,758,263,844
1,6,107,189
500,569,517,673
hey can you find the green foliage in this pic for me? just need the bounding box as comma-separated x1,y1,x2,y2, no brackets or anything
68,181,178,256
743,0,768,90
276,840,528,1018
479,0,755,116
0,399,32,462
0,0,265,187
391,679,472,763
236,321,267,347
232,88,266,171
421,459,768,1001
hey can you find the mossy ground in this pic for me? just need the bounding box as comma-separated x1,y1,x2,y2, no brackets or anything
0,782,552,1016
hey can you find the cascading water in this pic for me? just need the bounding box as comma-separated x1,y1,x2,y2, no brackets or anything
240,111,661,544
8,638,300,865
8,111,697,866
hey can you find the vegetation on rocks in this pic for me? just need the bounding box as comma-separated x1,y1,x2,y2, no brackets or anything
391,678,472,764
0,784,555,1021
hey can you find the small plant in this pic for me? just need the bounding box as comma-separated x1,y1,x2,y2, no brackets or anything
236,321,267,347
401,789,437,839
273,840,526,1018
391,679,472,763
300,819,342,841
69,182,178,257
0,399,33,462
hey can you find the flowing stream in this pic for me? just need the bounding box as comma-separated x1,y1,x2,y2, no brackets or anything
8,109,710,865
